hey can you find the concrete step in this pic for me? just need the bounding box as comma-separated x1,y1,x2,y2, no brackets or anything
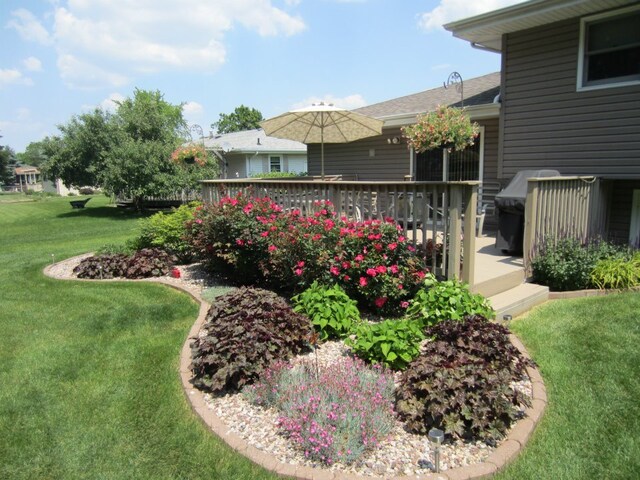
489,282,549,320
473,268,525,298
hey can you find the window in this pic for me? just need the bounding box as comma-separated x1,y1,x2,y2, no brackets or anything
269,156,282,172
578,5,640,90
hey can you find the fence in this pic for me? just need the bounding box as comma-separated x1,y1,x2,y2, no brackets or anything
201,179,478,283
523,176,606,269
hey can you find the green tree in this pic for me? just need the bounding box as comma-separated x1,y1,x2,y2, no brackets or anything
211,105,263,134
41,109,116,188
0,144,16,186
16,141,48,168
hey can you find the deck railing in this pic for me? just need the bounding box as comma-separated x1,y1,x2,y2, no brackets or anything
523,176,606,270
201,179,478,283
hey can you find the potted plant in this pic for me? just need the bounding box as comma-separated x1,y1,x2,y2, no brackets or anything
171,144,208,167
401,105,479,153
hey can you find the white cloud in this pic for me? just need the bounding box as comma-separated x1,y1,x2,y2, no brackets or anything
7,8,52,45
0,69,34,87
22,57,43,72
57,54,129,89
100,92,126,112
418,0,528,31
9,2,306,89
183,101,204,117
292,94,368,110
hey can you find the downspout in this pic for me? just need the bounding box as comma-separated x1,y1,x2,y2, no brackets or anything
470,42,501,54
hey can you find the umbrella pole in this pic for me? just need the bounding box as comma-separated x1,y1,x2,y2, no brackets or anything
320,119,325,180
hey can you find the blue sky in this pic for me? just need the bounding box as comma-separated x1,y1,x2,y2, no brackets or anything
0,0,525,153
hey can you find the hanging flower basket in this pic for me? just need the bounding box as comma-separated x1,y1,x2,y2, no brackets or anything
171,144,208,167
401,105,480,153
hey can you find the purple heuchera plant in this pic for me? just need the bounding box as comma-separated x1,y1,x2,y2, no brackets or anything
244,356,395,466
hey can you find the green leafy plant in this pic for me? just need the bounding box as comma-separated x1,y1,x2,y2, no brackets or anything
406,273,494,327
95,242,135,256
291,281,361,340
133,202,199,262
531,236,626,291
250,171,307,178
346,319,425,370
190,287,312,394
396,315,533,443
401,105,479,153
590,252,640,290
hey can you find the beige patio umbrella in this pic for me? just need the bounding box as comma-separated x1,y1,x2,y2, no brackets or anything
260,103,384,178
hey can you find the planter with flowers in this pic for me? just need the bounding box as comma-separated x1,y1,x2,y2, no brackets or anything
401,105,479,153
171,144,208,167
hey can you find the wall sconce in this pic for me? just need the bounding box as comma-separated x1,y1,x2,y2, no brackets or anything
428,428,445,473
387,137,400,145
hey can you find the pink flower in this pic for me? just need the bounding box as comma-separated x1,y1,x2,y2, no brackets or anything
343,275,351,281
375,265,387,274
268,245,277,252
398,284,404,290
243,203,253,213
415,271,426,279
388,242,397,250
235,239,245,246
359,277,368,287
297,261,305,267
390,264,399,274
374,297,388,308
295,268,303,276
260,231,269,237
330,266,340,276
355,254,364,262
195,218,203,224
398,235,406,242
342,261,351,269
374,243,383,252
401,301,410,309
312,234,322,241
366,268,377,277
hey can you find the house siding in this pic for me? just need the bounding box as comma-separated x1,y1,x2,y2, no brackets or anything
501,17,640,179
607,180,640,244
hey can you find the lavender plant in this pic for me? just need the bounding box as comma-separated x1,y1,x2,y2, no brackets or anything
244,357,395,466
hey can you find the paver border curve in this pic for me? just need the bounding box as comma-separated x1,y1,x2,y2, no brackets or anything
44,255,548,480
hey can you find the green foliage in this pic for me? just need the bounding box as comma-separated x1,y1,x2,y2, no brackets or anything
402,105,480,153
406,273,494,327
250,171,307,178
133,203,199,262
590,252,640,289
291,281,360,340
190,287,313,394
73,248,176,279
531,236,626,291
0,145,16,186
212,105,264,134
16,141,48,168
396,315,533,443
95,242,135,255
346,319,425,370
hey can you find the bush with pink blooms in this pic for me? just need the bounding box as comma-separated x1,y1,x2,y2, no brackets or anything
243,356,395,466
188,193,429,314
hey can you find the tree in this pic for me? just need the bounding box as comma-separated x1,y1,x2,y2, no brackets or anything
0,144,16,186
16,141,48,168
211,105,263,134
41,109,116,188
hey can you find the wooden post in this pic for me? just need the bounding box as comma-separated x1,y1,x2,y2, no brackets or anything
462,184,477,286
523,179,539,276
448,185,462,280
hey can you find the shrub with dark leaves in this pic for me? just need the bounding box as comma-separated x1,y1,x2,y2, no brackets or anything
73,253,129,279
125,248,176,278
395,315,533,443
190,287,313,394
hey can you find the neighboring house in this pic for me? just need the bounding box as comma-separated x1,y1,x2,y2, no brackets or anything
444,0,640,244
203,129,307,178
14,166,43,192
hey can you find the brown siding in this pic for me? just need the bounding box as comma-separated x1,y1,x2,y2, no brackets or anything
307,127,412,181
501,18,640,179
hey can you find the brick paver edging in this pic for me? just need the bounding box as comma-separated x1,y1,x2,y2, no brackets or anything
44,257,548,480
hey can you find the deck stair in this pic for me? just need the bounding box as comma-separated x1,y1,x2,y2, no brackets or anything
472,236,549,320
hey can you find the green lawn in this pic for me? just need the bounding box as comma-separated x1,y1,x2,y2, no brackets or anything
1,195,638,479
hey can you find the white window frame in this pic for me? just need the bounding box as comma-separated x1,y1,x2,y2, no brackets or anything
269,155,282,172
577,4,640,92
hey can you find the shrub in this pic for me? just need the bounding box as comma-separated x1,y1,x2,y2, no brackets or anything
73,248,175,279
244,356,395,466
95,243,135,256
346,318,425,370
396,315,533,443
291,281,360,340
134,203,199,262
190,287,312,394
591,252,640,289
406,273,494,327
78,187,95,195
531,236,626,291
73,253,129,279
250,171,307,178
125,248,176,278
